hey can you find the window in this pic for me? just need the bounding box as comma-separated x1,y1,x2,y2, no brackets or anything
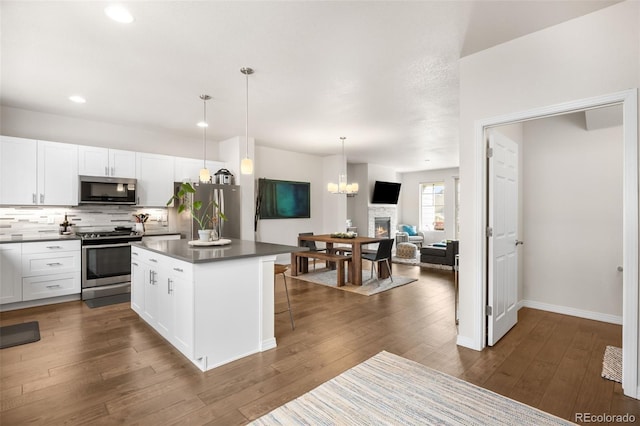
420,182,445,231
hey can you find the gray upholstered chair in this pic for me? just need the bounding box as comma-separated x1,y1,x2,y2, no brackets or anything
395,224,425,248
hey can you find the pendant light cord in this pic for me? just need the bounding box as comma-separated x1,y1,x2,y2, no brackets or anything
203,98,207,168
245,71,249,157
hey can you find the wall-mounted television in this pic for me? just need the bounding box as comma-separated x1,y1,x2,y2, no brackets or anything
371,180,401,204
258,178,311,219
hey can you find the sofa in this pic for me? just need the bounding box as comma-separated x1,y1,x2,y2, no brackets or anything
395,224,425,248
420,240,459,268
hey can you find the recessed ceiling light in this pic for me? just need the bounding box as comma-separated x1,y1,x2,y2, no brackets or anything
105,5,134,24
69,95,86,104
197,121,208,128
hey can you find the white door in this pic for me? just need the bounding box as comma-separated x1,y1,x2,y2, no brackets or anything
488,131,519,345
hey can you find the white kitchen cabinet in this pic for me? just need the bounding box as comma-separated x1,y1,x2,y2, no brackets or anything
174,157,224,183
130,256,144,315
136,152,174,206
130,248,194,358
0,136,38,205
21,240,81,301
78,146,136,178
0,137,78,206
0,244,22,304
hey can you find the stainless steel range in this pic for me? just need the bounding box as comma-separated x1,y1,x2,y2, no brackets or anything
77,229,143,300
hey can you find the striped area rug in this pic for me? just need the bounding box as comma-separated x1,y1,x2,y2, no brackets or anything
250,351,574,425
602,345,622,383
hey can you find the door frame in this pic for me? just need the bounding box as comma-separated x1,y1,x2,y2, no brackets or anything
470,89,638,398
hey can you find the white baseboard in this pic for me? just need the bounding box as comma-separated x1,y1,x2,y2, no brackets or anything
520,300,622,325
456,334,481,351
261,337,277,351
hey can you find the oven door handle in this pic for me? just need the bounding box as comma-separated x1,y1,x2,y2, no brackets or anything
82,242,132,249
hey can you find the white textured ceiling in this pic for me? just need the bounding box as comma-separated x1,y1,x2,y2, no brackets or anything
0,1,619,172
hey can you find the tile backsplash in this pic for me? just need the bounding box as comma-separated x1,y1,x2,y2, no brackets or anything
0,205,171,237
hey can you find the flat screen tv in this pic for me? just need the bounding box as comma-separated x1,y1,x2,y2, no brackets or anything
258,178,311,219
371,180,401,204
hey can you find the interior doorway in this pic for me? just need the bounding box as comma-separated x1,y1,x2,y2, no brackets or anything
472,89,638,398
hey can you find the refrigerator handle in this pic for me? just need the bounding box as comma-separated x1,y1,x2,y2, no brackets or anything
219,188,225,237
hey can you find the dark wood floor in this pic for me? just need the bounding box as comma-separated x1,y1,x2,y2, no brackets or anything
1,263,638,425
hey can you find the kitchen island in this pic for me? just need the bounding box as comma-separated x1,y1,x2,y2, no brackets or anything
130,238,303,372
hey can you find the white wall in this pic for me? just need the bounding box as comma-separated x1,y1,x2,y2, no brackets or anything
254,145,324,248
458,0,639,352
347,163,369,235
522,113,623,320
399,167,459,240
1,106,212,158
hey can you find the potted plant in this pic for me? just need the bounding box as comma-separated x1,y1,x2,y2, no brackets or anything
167,182,227,241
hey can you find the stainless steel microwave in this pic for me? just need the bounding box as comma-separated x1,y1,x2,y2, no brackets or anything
79,176,137,205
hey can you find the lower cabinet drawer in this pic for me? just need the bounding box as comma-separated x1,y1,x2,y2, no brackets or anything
22,251,80,277
23,273,80,301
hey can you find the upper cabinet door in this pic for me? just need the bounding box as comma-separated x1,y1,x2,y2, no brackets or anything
109,149,136,178
37,140,78,206
136,152,174,207
78,146,136,178
78,146,109,176
0,136,38,205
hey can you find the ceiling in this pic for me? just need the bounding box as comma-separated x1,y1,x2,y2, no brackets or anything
0,1,620,173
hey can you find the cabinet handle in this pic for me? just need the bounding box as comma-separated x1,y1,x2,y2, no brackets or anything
132,252,139,256
32,193,36,204
168,278,173,294
149,270,153,284
105,166,108,176
132,262,138,266
46,262,62,266
46,246,62,249
46,284,61,289
40,193,44,203
173,267,183,272
111,167,115,176
149,258,157,263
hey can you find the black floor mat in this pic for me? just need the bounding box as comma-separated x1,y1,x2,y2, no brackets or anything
84,293,131,309
0,321,41,349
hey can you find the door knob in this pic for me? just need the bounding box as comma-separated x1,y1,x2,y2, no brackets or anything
515,240,524,246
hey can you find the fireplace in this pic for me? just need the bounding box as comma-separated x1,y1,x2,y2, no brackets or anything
374,217,391,238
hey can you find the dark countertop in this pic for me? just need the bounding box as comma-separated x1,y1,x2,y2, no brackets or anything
0,234,81,244
132,238,306,264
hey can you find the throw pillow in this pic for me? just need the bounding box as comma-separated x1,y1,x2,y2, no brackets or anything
402,225,417,236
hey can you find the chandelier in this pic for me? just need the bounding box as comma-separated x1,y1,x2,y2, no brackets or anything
327,137,358,196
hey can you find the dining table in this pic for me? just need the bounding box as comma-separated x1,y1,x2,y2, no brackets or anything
294,234,390,286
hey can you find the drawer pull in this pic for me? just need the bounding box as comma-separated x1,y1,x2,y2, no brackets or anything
46,262,62,267
46,284,62,289
132,252,139,256
46,246,63,249
173,267,183,272
132,262,138,266
149,258,158,263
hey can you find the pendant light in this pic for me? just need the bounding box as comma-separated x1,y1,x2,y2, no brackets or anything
240,67,254,175
198,94,212,183
327,137,359,196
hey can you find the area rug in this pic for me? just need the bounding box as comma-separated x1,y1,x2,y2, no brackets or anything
602,345,622,383
392,255,454,270
250,351,574,425
292,269,416,296
0,321,40,349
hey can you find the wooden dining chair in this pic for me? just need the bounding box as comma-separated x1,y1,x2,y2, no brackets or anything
361,238,394,282
274,264,295,330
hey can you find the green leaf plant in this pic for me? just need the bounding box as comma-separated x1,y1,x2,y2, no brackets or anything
166,182,227,231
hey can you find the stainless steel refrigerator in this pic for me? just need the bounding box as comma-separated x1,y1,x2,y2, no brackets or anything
170,182,241,240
